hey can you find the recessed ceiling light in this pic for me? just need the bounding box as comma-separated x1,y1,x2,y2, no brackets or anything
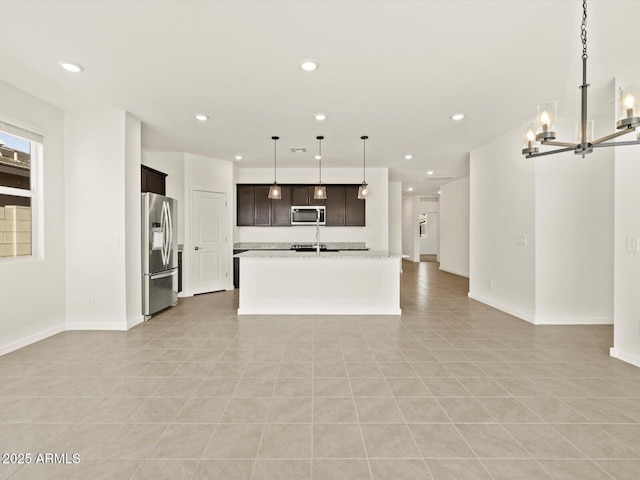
451,113,465,121
407,187,414,192
427,170,434,175
234,155,243,160
195,114,208,121
438,190,442,194
299,59,318,71
404,154,413,160
314,155,322,160
314,113,327,121
58,61,84,73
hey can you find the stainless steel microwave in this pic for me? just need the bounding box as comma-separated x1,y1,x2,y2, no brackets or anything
291,206,326,225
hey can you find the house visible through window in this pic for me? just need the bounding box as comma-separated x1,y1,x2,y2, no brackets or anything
419,213,427,238
0,125,41,259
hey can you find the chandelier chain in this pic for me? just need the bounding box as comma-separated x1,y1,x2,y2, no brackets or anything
581,0,588,60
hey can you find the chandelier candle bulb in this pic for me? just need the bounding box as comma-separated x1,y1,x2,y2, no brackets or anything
536,101,558,140
616,84,640,129
522,122,539,155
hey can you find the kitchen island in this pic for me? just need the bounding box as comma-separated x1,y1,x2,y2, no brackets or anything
235,250,401,315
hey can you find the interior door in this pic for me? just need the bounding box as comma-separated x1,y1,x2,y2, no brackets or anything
192,190,228,294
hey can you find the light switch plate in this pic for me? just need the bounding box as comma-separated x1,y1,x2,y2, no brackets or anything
626,236,640,253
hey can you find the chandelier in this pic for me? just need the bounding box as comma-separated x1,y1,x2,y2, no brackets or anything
522,0,640,159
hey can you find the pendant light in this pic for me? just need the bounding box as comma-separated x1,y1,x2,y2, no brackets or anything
358,135,369,199
521,0,640,159
268,136,281,199
313,135,327,200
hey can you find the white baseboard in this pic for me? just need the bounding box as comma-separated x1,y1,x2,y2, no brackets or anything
439,266,469,278
610,347,640,368
65,314,128,331
468,292,535,323
535,315,613,325
0,323,65,357
126,315,144,330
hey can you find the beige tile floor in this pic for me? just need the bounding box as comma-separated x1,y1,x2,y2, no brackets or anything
1,261,640,479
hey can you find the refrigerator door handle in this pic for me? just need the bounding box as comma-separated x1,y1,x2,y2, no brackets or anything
166,200,173,264
150,269,178,280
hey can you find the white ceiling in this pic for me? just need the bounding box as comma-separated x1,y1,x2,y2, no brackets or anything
0,0,638,195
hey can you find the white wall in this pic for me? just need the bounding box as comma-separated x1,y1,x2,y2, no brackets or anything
402,196,417,262
234,168,389,251
0,81,66,355
534,117,614,324
612,78,640,367
470,119,614,326
388,181,402,255
469,124,536,321
440,176,469,277
64,109,133,330
124,114,142,327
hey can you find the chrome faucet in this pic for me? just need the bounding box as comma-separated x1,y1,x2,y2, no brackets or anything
315,217,320,256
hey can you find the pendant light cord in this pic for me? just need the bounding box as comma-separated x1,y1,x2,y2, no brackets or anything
272,136,278,183
319,137,322,183
361,136,367,183
581,0,587,60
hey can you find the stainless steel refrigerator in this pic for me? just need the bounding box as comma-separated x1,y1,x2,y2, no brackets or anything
142,192,178,318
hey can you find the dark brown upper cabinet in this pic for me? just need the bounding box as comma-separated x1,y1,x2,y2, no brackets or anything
325,185,346,226
237,185,256,226
271,186,292,226
254,185,272,226
141,165,167,195
291,186,326,207
236,183,365,227
345,185,366,226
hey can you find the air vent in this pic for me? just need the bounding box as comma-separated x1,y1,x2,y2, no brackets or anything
419,196,439,203
290,147,307,153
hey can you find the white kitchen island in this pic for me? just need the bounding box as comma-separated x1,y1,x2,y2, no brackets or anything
236,250,401,315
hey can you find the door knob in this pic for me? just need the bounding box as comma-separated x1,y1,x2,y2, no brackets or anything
194,246,199,251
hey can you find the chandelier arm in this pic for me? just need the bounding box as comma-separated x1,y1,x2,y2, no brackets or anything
591,127,636,145
591,140,640,149
526,146,577,159
541,140,579,148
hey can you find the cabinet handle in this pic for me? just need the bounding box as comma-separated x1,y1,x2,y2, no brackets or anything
194,246,199,251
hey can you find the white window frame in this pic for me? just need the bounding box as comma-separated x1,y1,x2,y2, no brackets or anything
0,122,43,261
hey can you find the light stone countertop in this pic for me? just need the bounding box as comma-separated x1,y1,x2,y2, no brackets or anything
234,250,397,259
233,242,367,251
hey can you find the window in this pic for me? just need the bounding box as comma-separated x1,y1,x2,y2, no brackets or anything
0,123,42,259
419,213,427,238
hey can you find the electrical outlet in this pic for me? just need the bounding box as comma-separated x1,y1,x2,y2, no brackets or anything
488,280,494,290
516,235,528,247
87,296,94,308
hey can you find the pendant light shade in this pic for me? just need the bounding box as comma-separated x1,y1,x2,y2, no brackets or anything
358,135,369,199
268,136,281,200
313,135,327,200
